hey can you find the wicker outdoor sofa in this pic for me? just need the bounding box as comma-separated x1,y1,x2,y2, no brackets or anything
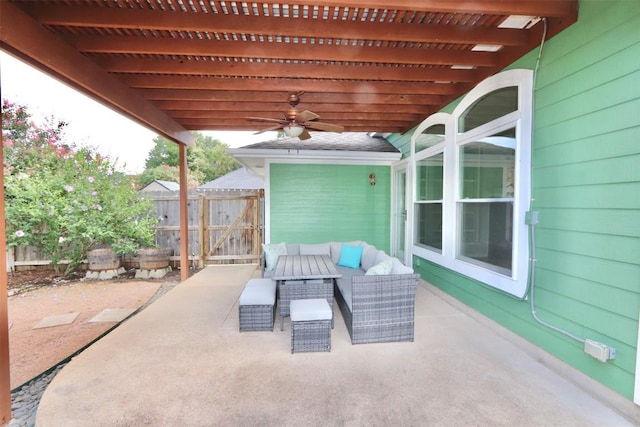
263,241,420,345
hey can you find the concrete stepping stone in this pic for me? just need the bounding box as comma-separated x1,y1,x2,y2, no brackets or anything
88,308,136,323
33,312,80,329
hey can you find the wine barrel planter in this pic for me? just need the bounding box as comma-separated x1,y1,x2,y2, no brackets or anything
137,247,172,270
86,248,121,271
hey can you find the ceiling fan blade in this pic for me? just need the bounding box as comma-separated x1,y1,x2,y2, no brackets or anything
304,121,344,132
254,124,284,134
247,117,286,124
298,129,312,140
297,110,320,122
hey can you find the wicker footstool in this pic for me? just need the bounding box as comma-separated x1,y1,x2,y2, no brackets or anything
239,278,277,332
290,298,332,354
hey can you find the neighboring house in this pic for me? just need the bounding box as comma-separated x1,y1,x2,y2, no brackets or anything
230,0,640,411
139,180,180,192
198,167,264,190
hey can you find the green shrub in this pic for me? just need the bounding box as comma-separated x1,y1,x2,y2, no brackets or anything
2,99,159,275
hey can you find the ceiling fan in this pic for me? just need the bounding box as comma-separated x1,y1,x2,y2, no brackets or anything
247,92,344,140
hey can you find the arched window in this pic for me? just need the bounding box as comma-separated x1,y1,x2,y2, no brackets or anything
412,113,448,256
411,69,533,297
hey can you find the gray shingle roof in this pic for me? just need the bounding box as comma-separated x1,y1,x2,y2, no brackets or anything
155,180,179,191
242,132,399,153
199,167,264,190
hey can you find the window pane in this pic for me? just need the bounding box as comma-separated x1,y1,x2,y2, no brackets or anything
460,128,515,199
459,202,512,273
416,153,443,201
416,203,443,251
415,124,445,153
459,86,518,133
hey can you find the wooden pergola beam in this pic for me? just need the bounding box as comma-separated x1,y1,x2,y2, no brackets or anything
93,57,478,83
75,36,497,68
29,5,529,46
148,101,436,116
121,75,457,97
283,0,578,17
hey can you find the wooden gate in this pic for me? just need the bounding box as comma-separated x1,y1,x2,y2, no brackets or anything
148,189,263,267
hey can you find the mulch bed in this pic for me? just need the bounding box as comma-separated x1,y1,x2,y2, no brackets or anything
6,268,183,296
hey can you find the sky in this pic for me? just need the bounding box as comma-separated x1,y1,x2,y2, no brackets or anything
0,52,277,174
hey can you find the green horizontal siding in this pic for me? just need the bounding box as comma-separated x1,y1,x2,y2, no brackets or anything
534,183,640,209
534,126,640,170
526,0,640,398
387,132,412,158
535,229,639,264
270,163,391,251
534,268,640,319
535,208,640,237
412,0,640,400
535,248,639,294
535,154,640,188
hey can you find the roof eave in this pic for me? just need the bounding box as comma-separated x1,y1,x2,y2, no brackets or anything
228,148,401,178
227,148,401,163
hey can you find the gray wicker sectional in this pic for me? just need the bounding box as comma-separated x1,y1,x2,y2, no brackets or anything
264,241,419,345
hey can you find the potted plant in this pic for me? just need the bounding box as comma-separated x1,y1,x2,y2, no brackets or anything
137,247,173,270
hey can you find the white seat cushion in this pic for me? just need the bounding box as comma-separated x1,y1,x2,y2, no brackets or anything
239,279,276,305
290,298,332,321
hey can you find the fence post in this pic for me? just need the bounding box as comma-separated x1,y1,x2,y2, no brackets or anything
5,249,14,273
253,192,260,261
198,194,206,268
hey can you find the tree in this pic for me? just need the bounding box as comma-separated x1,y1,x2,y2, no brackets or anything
144,136,179,169
2,99,158,275
140,132,240,187
189,133,241,183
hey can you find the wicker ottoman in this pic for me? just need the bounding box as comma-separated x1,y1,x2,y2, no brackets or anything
239,278,277,332
290,298,332,354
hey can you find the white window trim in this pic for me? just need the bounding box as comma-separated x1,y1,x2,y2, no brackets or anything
411,113,450,264
410,69,533,298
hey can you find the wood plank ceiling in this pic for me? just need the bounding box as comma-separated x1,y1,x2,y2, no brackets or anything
1,1,577,146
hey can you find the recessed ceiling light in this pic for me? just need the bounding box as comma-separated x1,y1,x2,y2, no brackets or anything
451,65,475,70
472,44,502,52
499,15,541,29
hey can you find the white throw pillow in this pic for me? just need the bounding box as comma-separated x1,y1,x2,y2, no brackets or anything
262,242,287,271
365,258,393,275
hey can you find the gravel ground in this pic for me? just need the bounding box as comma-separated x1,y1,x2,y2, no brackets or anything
7,275,182,427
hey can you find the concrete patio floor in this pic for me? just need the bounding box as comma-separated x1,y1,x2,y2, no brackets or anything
36,265,638,426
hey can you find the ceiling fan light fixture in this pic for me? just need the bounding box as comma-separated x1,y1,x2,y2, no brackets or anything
283,124,304,137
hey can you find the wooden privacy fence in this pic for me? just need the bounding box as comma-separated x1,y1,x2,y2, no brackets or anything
7,189,264,271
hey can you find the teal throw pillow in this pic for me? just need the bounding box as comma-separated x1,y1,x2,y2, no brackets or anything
337,244,363,269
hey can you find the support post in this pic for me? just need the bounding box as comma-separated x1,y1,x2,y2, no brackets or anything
0,109,12,424
178,143,189,282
